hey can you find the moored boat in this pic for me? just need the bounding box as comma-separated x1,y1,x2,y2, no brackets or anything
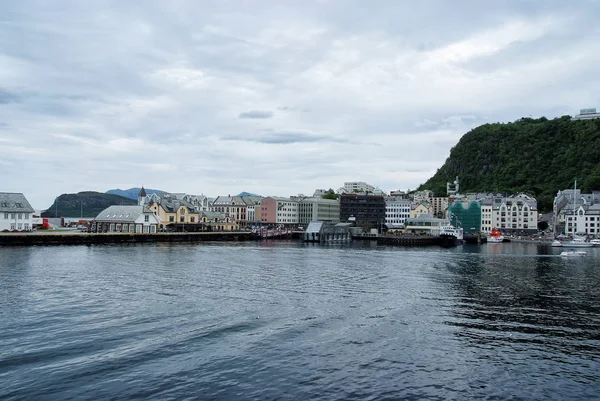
590,239,600,247
487,228,504,243
439,225,463,247
560,250,586,257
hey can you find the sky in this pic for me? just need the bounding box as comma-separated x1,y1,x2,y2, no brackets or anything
2,0,600,209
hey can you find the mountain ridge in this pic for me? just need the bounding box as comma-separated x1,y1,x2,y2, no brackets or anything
418,116,600,212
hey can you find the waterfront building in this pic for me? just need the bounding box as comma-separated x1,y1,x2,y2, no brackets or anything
92,205,160,233
0,192,35,232
447,199,481,234
385,197,411,228
410,201,432,219
340,194,386,228
404,214,450,236
554,188,600,235
478,193,538,235
212,195,248,226
260,197,299,226
298,197,340,226
573,108,600,121
147,194,199,230
241,196,264,226
199,211,238,231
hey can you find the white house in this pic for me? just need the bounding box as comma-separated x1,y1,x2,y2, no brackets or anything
0,192,35,232
92,205,160,233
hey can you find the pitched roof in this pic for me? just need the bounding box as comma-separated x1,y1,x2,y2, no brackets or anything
94,205,153,222
139,187,147,197
0,193,35,213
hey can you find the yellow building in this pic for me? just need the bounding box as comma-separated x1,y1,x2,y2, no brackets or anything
200,211,239,231
147,195,199,230
410,201,432,219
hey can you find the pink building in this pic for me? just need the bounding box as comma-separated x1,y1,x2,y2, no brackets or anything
260,197,299,226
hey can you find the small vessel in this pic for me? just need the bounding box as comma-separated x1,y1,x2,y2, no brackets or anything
560,250,586,257
560,236,593,248
551,240,563,247
590,239,600,247
439,225,464,247
487,228,504,243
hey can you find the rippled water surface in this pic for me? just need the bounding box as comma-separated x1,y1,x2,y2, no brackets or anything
1,241,600,400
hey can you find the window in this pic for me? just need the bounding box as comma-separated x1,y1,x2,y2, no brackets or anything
17,223,22,230
11,213,15,219
169,216,175,222
190,217,195,223
180,216,185,223
24,224,29,230
145,215,150,222
10,224,15,230
3,213,7,219
18,213,22,220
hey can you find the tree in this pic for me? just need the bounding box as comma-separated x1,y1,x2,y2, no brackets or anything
537,221,549,231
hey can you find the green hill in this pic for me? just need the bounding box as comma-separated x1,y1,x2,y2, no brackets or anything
42,192,137,218
418,116,600,212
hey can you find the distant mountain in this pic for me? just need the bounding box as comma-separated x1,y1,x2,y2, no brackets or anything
106,187,168,200
418,116,600,212
237,191,261,197
42,192,136,218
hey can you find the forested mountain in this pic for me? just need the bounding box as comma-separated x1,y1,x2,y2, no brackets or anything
419,116,600,212
42,192,136,218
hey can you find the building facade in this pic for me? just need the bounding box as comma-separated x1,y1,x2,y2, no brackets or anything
573,108,600,120
340,194,386,227
298,197,340,225
0,192,35,232
147,195,199,230
92,205,160,233
385,198,411,228
212,196,247,226
410,201,432,219
260,197,299,226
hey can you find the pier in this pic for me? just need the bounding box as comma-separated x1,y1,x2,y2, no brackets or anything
0,232,255,246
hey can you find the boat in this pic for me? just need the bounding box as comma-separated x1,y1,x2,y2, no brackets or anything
560,250,587,257
551,240,563,247
487,228,504,243
439,225,463,247
590,239,600,247
560,236,593,248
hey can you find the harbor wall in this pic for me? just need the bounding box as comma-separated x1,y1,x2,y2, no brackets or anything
0,232,256,246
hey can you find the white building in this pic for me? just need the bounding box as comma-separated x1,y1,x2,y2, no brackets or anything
0,192,35,232
92,205,160,233
385,197,411,228
183,194,214,212
573,108,600,121
242,196,263,225
412,190,433,204
298,197,340,225
479,193,538,234
554,188,600,235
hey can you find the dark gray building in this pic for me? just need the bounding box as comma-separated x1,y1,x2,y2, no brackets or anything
340,194,386,227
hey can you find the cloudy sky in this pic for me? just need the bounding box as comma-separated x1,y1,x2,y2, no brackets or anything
2,0,600,209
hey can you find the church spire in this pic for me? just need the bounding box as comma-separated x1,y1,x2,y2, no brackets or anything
138,186,147,206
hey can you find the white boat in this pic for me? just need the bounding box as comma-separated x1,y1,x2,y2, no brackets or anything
560,237,593,248
439,225,463,247
590,239,600,247
551,240,563,247
560,250,586,257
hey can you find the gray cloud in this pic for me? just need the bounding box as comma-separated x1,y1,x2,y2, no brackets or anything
224,130,347,144
0,89,21,104
238,110,274,119
1,1,599,208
